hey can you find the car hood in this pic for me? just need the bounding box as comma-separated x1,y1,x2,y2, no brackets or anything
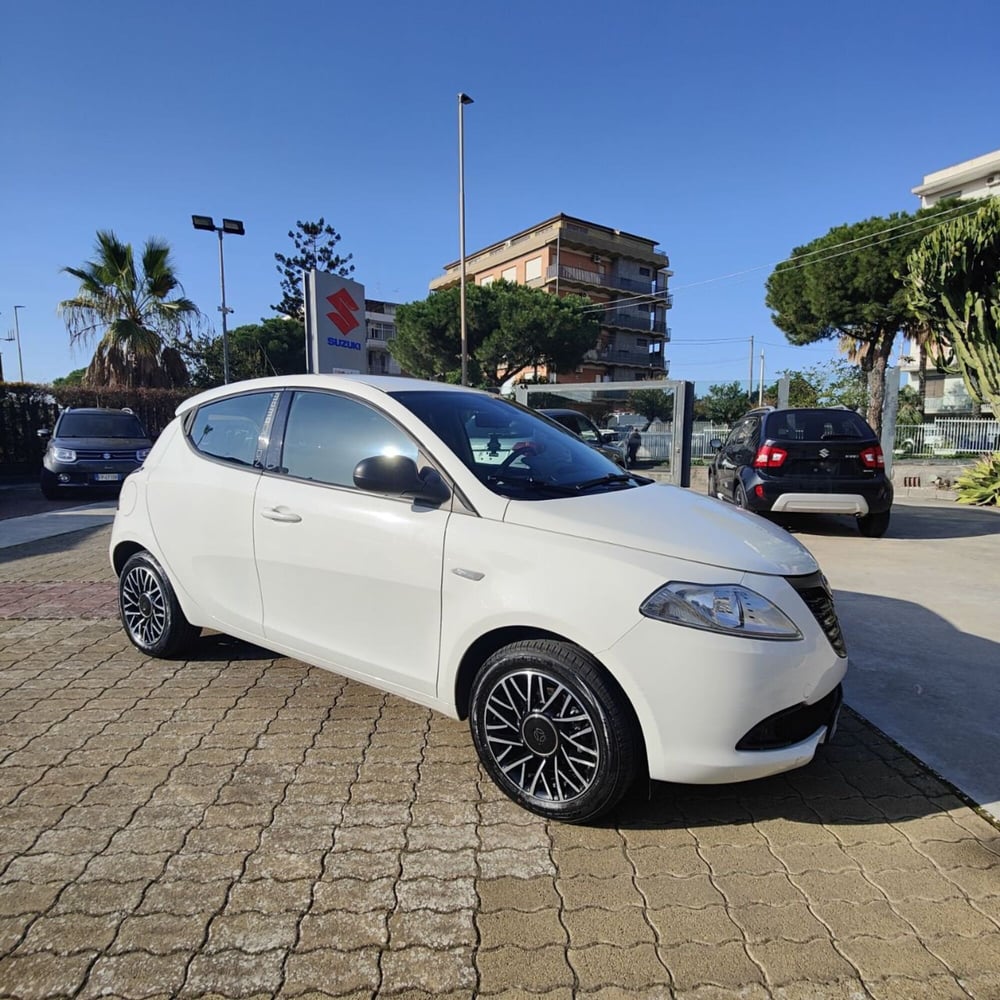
52,437,150,449
501,482,818,576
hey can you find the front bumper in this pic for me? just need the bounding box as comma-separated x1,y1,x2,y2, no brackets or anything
602,572,847,785
43,461,141,488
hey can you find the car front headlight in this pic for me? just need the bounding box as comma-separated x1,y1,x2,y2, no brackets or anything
52,447,77,462
640,582,801,640
136,448,151,461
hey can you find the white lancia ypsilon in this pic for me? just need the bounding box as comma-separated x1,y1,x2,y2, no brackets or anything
110,375,847,823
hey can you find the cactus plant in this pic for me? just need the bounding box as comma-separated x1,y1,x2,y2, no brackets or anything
905,198,1000,421
954,451,1000,507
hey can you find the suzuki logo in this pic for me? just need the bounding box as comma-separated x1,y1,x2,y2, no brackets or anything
326,289,360,334
819,448,830,458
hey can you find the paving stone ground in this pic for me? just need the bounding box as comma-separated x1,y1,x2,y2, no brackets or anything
2,527,1000,999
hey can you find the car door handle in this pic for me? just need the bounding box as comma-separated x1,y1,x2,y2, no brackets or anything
260,506,302,523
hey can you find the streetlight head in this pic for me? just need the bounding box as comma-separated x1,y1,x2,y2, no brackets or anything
459,92,474,105
192,215,216,231
221,219,245,236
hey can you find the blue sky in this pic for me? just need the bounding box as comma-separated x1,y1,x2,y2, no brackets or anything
2,0,998,390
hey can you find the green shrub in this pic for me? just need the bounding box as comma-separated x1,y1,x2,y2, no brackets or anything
954,452,1000,507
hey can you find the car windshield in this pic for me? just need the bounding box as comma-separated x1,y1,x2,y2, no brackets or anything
391,390,645,499
57,413,146,438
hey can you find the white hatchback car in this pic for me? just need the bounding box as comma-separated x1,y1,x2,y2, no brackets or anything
111,375,847,823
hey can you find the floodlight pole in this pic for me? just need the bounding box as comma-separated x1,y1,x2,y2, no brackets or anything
193,216,244,385
458,92,474,386
215,230,232,385
13,306,25,382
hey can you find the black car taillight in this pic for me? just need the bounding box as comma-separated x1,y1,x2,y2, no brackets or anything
753,444,787,468
860,444,884,469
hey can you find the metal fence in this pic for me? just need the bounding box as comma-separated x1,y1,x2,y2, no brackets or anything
640,419,999,464
894,419,1000,456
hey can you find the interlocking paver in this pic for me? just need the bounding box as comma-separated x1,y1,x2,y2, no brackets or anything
4,524,1000,998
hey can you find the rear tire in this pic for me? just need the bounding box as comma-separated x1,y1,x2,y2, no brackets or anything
119,551,200,658
469,639,639,824
734,481,750,509
858,510,890,538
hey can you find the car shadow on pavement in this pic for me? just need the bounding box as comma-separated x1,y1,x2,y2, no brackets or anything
776,502,1000,541
610,709,993,835
185,631,278,662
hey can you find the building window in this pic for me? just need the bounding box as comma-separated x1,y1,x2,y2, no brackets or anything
525,257,542,281
638,267,651,277
480,275,495,286
502,266,517,283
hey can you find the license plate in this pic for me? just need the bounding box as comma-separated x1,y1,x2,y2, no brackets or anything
94,473,121,482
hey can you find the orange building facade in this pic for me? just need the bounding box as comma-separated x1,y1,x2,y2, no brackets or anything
429,214,672,384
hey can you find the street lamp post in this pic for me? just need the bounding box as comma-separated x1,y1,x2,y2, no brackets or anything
458,92,474,386
192,216,245,384
12,306,25,382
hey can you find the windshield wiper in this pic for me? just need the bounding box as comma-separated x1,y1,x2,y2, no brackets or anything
486,474,577,494
568,473,636,492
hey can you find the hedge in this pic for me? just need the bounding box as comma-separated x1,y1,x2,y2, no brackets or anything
0,382,198,475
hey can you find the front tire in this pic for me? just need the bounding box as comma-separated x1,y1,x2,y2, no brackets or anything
119,551,200,658
40,472,61,500
469,639,639,823
858,510,890,538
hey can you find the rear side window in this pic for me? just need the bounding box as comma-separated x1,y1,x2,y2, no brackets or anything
189,392,278,467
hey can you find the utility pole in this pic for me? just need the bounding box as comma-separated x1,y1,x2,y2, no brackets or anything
758,349,765,406
748,336,754,404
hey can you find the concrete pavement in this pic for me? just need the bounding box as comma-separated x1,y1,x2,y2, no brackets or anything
1,501,1000,997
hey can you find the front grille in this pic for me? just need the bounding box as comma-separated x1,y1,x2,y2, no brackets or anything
736,684,842,751
786,571,847,658
74,449,139,462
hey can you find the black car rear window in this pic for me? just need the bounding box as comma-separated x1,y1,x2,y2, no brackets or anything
57,413,146,438
765,410,873,442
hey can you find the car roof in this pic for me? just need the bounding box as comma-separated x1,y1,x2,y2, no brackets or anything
538,408,586,418
59,407,136,416
175,374,490,418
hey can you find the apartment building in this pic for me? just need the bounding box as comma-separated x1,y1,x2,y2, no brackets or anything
911,148,1000,207
902,149,1000,414
429,214,672,383
364,299,402,376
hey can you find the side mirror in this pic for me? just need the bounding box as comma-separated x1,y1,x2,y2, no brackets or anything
600,430,616,444
709,438,722,450
37,428,51,440
353,454,450,506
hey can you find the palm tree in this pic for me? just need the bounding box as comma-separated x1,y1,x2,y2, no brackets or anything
59,230,199,387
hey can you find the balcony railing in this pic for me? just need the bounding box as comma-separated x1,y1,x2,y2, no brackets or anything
601,312,669,335
585,347,668,368
546,265,672,305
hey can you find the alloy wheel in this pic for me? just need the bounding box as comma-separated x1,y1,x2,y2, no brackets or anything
481,668,601,804
120,565,168,648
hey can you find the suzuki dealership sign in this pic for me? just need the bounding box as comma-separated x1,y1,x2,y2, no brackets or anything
304,270,366,374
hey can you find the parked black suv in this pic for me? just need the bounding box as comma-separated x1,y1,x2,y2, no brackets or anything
39,408,152,499
707,406,893,537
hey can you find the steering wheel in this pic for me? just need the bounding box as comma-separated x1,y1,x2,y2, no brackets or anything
498,441,541,470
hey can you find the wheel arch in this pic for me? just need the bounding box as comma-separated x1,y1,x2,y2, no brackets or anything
111,540,147,578
452,627,648,775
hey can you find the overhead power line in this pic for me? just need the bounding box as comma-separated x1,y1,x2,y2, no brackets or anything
580,200,982,315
